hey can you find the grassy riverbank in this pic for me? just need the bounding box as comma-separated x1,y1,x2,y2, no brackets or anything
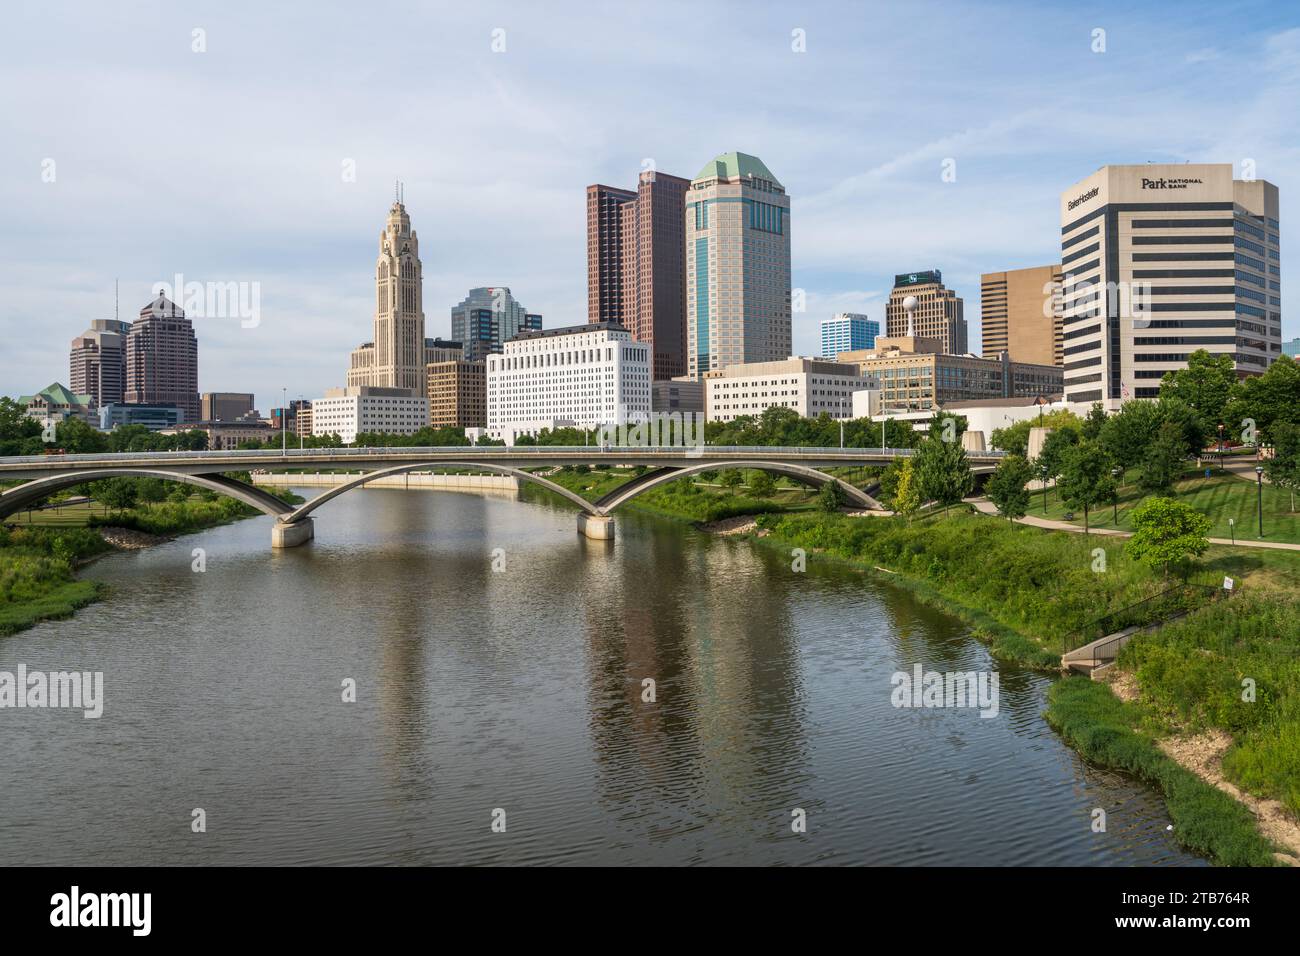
1,483,301,637
0,525,111,636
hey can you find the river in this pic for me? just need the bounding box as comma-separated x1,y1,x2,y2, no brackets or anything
0,485,1201,865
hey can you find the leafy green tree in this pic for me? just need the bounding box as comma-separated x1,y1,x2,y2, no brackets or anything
719,469,743,495
1125,497,1212,580
816,478,844,512
985,453,1033,519
1225,353,1300,444
1037,427,1079,482
89,477,139,515
1055,440,1116,533
1138,420,1188,495
893,458,920,519
1098,399,1162,468
990,409,1081,457
912,431,973,516
747,471,777,498
1265,421,1300,512
1081,402,1108,441
878,457,905,508
54,417,109,453
135,478,169,508
1159,349,1236,426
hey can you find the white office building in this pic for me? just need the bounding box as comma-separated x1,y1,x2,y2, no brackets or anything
1058,163,1280,408
486,322,651,440
704,357,876,423
310,386,428,444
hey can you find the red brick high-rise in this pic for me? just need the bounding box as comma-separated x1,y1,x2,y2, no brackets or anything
586,170,690,380
125,295,200,422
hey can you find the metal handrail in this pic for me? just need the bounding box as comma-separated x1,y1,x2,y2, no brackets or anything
1062,583,1223,654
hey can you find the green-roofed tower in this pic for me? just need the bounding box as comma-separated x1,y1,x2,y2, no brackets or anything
685,152,791,379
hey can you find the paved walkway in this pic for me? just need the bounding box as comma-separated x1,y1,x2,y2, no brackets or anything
965,497,1300,552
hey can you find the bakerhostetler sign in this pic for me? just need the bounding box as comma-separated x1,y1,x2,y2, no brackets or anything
895,270,942,287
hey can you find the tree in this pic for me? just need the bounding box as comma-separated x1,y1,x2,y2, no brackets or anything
1159,349,1236,428
89,477,139,515
990,409,1081,458
54,417,109,453
878,457,905,508
719,469,743,495
1265,421,1300,512
1137,420,1187,495
1098,399,1162,468
893,458,920,520
816,478,845,512
1225,353,1300,444
912,432,973,516
1081,402,1108,441
985,454,1033,519
1055,440,1116,533
747,471,776,498
1125,497,1212,580
135,478,169,508
1036,427,1079,492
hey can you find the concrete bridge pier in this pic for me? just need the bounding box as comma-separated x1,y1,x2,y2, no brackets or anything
271,517,315,549
577,513,614,541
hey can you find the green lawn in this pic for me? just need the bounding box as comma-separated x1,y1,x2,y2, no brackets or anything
1032,466,1300,543
8,499,114,527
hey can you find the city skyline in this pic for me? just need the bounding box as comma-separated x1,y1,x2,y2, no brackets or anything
2,1,1298,414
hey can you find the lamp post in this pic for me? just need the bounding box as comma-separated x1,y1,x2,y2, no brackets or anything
298,394,304,450
1256,464,1265,537
281,386,287,454
1111,466,1121,524
1041,463,1048,514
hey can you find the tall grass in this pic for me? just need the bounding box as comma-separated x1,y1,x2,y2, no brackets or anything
0,526,110,636
1046,677,1278,866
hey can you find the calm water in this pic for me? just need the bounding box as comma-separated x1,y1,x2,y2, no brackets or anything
0,486,1201,866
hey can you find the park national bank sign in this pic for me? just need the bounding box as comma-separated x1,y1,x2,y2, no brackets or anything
1140,176,1205,190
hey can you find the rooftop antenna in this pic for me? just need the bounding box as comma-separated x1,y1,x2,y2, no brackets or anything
114,278,119,321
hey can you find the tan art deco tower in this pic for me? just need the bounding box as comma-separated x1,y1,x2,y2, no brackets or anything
348,199,426,392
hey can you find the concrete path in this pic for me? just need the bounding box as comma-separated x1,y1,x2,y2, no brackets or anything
965,497,1300,552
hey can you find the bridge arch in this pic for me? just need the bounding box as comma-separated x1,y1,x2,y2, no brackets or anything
0,469,294,521
284,462,599,523
593,460,881,514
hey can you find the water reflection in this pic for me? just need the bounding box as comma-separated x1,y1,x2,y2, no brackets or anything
0,485,1201,866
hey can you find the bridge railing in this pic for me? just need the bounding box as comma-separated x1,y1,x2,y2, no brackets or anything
0,445,1006,466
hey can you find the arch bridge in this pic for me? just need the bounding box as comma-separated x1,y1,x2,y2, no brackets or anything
0,446,1003,547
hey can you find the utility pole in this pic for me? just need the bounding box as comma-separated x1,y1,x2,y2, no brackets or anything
281,387,287,453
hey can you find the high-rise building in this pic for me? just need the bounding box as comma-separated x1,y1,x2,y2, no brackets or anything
347,199,426,393
980,264,1064,366
427,359,487,429
69,319,131,412
884,271,968,355
1284,338,1300,358
201,392,255,422
685,152,792,380
820,314,879,358
587,183,638,324
449,288,541,362
1058,163,1281,407
591,169,692,380
125,295,200,422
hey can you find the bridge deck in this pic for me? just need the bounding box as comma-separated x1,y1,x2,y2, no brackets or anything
0,445,1004,479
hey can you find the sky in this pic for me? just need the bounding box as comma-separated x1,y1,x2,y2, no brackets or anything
1,0,1298,414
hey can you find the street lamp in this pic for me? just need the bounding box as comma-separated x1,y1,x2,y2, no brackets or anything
1111,466,1121,524
298,394,305,450
281,386,287,454
1256,464,1265,537
1041,463,1049,514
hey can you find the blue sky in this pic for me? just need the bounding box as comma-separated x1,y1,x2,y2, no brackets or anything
1,0,1297,413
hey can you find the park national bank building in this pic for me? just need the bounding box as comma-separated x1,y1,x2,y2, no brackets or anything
1057,163,1280,410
